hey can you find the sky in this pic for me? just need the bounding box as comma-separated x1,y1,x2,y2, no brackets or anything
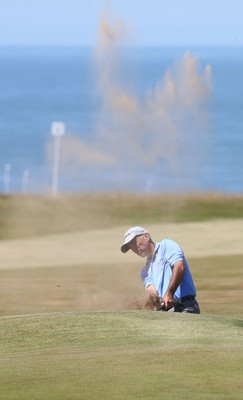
0,0,243,47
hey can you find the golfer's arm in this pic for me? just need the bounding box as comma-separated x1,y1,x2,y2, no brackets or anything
166,260,185,297
145,284,162,310
145,284,158,295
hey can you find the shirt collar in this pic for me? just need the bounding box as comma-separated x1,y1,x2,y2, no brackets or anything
151,242,160,261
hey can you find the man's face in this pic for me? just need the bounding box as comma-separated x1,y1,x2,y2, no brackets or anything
129,233,150,257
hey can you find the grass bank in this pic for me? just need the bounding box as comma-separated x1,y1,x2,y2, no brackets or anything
1,311,243,400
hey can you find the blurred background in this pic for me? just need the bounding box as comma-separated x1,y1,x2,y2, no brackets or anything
0,0,243,195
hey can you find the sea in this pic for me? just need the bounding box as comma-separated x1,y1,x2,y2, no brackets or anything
0,45,243,194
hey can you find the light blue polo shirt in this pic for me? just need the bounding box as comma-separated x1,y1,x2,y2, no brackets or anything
140,239,196,300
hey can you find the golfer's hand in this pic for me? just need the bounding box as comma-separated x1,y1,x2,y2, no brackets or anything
162,293,175,310
147,292,163,310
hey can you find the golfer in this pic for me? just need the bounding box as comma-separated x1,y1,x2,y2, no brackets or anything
121,226,200,313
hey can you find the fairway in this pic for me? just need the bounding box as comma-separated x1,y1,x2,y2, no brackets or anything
1,218,243,269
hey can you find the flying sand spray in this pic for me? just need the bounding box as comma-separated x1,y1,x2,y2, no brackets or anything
46,7,212,192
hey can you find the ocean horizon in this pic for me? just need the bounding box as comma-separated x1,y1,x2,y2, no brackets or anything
0,45,243,194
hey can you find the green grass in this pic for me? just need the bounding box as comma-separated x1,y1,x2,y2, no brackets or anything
1,192,243,239
1,312,243,400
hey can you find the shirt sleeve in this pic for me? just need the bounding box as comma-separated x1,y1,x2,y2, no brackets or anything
140,264,153,288
163,239,184,266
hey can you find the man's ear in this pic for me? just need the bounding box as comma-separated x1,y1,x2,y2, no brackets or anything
144,233,150,241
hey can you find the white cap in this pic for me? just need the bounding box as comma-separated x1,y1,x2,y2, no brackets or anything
120,226,148,253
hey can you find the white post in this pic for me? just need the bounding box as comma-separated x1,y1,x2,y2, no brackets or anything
50,121,65,196
22,169,29,193
3,163,11,194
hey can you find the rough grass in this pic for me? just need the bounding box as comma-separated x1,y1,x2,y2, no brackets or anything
1,312,243,400
1,192,243,239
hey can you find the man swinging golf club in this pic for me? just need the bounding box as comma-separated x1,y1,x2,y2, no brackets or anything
121,226,200,313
